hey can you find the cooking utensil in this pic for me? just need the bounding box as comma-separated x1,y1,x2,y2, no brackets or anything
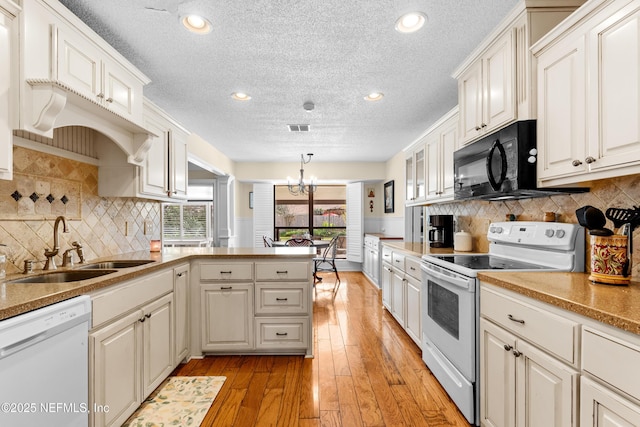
576,206,607,230
620,223,632,277
605,206,640,230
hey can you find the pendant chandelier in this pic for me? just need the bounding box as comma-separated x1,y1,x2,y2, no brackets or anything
288,153,317,196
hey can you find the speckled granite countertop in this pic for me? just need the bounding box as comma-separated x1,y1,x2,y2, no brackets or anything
0,247,315,321
364,233,404,240
478,271,640,335
381,241,464,258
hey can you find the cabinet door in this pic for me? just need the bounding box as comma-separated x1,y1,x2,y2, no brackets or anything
440,117,458,197
480,318,516,427
587,3,640,172
516,339,578,427
55,27,102,101
201,283,254,351
90,310,142,427
537,33,587,182
390,270,405,325
580,376,640,427
103,61,138,118
414,146,426,202
371,248,379,284
459,61,483,144
405,275,421,346
174,265,189,365
381,263,392,310
0,10,13,180
142,293,174,397
170,128,188,199
482,29,515,134
426,134,440,199
140,113,169,197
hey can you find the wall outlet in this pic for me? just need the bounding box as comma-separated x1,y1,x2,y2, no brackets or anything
144,220,153,235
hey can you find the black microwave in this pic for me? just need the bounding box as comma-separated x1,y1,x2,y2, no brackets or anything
453,121,585,200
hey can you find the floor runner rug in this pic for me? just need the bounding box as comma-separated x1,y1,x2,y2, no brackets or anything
122,376,226,427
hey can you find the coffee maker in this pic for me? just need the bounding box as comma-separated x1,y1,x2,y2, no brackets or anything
428,215,454,248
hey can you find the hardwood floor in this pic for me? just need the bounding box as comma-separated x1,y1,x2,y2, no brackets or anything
171,272,470,426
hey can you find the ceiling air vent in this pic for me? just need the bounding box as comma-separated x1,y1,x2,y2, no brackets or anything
288,124,310,132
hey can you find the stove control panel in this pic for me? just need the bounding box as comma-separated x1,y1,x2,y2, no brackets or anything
488,221,583,250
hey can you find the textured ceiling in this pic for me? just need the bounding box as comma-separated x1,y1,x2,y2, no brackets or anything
58,0,520,163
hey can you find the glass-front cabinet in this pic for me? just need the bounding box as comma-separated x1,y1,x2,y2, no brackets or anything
405,143,426,205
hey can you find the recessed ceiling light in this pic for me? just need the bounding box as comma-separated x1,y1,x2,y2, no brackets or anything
231,92,251,101
364,92,384,102
182,14,212,34
395,12,426,33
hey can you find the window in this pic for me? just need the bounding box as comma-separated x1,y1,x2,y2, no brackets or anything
274,185,346,257
162,202,213,246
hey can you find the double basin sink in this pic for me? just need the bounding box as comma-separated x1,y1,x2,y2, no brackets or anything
7,260,155,284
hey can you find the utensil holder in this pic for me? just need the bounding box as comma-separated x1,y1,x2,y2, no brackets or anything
589,234,630,285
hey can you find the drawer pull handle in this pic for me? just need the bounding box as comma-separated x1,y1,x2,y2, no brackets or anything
503,344,513,351
508,314,525,324
145,313,151,319
276,270,288,274
410,267,416,271
176,272,184,277
513,350,522,357
276,298,288,301
276,332,288,336
221,286,233,290
220,271,232,274
139,317,146,323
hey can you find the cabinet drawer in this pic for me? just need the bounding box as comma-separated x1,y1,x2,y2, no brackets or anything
255,317,309,350
200,262,253,281
255,283,309,315
91,269,173,328
392,252,405,270
255,262,309,281
583,327,640,399
405,256,421,280
481,286,578,364
381,246,393,263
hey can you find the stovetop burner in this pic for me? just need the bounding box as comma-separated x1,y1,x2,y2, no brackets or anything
429,254,550,271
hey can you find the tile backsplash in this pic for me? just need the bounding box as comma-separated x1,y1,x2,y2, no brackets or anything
427,174,640,277
0,146,160,275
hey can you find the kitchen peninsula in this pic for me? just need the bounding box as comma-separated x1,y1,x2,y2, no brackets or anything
1,246,315,427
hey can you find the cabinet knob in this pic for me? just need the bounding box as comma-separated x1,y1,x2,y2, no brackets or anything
481,123,487,128
572,159,582,167
96,93,104,99
106,97,114,103
512,350,522,357
585,156,596,164
176,272,184,277
475,126,481,131
503,344,513,351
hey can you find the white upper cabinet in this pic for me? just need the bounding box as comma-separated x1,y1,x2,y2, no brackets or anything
0,1,18,181
426,108,459,203
458,30,515,145
534,0,640,186
405,144,426,204
454,1,583,146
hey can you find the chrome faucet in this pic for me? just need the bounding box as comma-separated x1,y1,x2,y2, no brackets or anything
44,216,69,270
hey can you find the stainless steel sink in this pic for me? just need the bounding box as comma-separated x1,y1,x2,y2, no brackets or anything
78,260,155,269
7,269,118,284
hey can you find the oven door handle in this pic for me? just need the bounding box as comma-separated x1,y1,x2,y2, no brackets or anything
421,264,471,290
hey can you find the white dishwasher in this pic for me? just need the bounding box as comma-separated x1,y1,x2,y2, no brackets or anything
0,295,91,427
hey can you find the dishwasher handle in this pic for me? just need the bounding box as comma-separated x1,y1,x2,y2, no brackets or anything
0,331,49,359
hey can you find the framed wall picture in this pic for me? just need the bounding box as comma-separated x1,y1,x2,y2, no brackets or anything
384,180,394,213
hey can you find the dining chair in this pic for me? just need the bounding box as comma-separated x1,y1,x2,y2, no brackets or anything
313,235,341,286
263,236,274,247
284,238,312,247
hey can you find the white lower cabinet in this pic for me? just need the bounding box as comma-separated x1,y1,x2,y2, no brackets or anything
581,377,640,427
90,290,173,427
386,249,421,347
480,284,579,427
89,269,174,427
381,262,392,310
197,258,313,356
173,264,189,365
201,283,254,352
480,318,578,427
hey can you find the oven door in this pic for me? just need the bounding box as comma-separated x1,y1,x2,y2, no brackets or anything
421,261,476,381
